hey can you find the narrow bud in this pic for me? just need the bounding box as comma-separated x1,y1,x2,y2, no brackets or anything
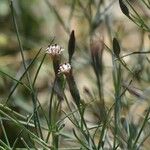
68,30,75,63
90,35,104,76
113,38,121,57
119,0,130,17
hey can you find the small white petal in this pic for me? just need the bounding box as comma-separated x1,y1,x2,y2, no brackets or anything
46,44,64,56
58,63,71,74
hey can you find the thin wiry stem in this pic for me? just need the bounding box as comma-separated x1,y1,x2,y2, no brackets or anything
21,138,31,150
132,107,150,149
0,120,10,148
44,0,70,34
5,48,42,104
0,109,51,149
10,0,44,139
115,51,150,60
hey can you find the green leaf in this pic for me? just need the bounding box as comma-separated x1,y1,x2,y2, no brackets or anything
119,0,130,17
113,38,121,57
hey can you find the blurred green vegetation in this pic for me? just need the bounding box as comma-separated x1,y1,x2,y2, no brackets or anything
0,0,150,149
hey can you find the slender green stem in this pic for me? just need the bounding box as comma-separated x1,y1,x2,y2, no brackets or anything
12,114,34,149
73,129,91,150
21,138,31,150
0,109,51,149
33,53,46,87
0,105,48,130
46,78,58,143
0,146,6,150
33,36,54,88
10,0,29,75
48,78,57,124
0,139,11,150
141,0,150,8
0,70,30,91
132,107,150,149
126,0,150,31
44,0,70,34
10,0,44,139
5,48,42,104
112,61,122,149
115,51,150,60
76,0,91,24
0,120,10,147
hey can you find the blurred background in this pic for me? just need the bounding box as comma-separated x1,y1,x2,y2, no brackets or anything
0,0,150,148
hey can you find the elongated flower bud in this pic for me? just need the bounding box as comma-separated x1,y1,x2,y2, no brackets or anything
90,35,104,76
68,30,75,63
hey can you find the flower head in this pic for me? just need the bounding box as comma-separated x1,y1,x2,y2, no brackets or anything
58,63,71,75
46,44,64,57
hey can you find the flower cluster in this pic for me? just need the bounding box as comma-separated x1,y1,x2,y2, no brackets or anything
46,35,80,107
58,63,71,74
46,44,71,75
46,44,64,56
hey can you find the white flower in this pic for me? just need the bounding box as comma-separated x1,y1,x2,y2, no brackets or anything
46,44,64,56
58,63,71,74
